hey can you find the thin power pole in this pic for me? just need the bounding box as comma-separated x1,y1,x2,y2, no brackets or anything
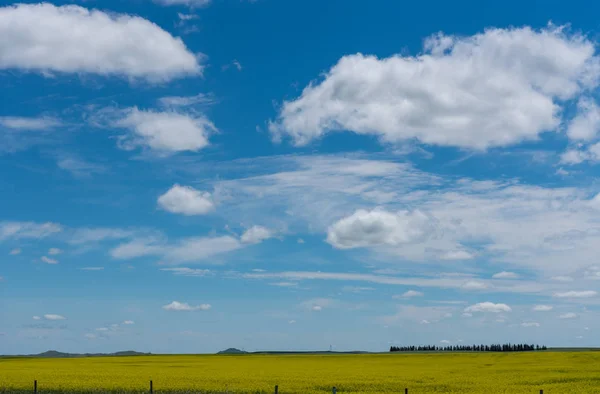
150,380,153,394
33,380,37,394
275,385,279,394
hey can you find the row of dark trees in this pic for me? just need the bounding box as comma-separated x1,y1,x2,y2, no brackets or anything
390,343,547,352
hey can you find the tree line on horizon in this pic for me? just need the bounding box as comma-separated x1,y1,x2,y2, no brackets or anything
390,343,548,352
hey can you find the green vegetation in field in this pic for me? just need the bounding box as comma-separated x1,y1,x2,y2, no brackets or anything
1,352,600,393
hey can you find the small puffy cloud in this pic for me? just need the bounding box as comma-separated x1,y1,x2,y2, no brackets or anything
270,26,600,149
41,256,58,264
162,301,211,311
554,291,598,298
464,302,512,313
533,305,553,312
9,248,21,255
241,226,273,244
115,108,215,154
84,333,97,340
297,238,305,244
158,185,215,215
96,327,109,332
394,290,424,299
32,316,41,320
559,312,578,319
462,313,473,318
302,298,334,312
326,209,436,249
312,305,322,311
440,340,451,344
270,282,298,287
0,116,61,131
522,322,540,327
48,248,62,255
420,320,431,324
492,271,520,279
288,320,296,324
79,267,104,271
123,320,135,325
0,3,201,81
44,314,66,320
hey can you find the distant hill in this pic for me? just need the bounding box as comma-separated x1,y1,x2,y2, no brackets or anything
19,350,151,358
217,348,247,354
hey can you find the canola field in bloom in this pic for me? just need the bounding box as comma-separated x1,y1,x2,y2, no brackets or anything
1,352,600,393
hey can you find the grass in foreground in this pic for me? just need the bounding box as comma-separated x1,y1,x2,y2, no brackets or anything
1,352,600,393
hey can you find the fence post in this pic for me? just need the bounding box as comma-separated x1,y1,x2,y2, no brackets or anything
540,391,543,394
275,385,278,394
150,380,153,394
405,389,408,394
34,380,37,394
332,387,337,394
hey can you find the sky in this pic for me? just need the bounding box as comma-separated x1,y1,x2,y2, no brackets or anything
1,0,600,355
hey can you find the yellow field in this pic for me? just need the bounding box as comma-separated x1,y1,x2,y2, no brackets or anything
1,352,600,393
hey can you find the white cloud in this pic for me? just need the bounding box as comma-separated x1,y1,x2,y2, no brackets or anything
241,226,273,244
567,97,600,141
0,116,61,130
551,276,574,282
9,248,21,255
123,320,135,325
521,322,540,327
160,268,211,277
158,185,214,215
462,313,473,318
440,340,451,344
464,302,512,313
297,238,305,244
270,26,599,149
420,320,431,324
32,316,41,320
158,94,214,107
461,281,488,290
57,157,106,178
155,0,212,7
41,256,58,264
162,301,211,311
270,282,298,287
288,320,296,324
440,250,474,260
111,235,243,264
554,291,598,298
79,267,104,271
559,312,578,319
96,327,109,332
115,108,215,154
68,228,136,245
492,271,520,279
48,248,62,256
394,290,424,298
0,221,61,241
44,314,66,320
0,3,201,81
84,333,97,340
533,305,553,312
312,305,322,311
301,298,335,312
326,209,436,249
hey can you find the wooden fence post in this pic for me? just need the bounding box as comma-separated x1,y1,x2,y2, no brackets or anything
150,380,153,394
332,387,337,394
275,385,278,394
405,389,408,394
33,380,37,394
540,390,543,394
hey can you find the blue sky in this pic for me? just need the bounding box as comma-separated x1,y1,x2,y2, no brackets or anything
1,0,600,354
